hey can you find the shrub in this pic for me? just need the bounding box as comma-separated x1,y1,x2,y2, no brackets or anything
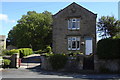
34,50,42,54
44,53,53,57
68,52,83,56
3,59,11,66
9,49,19,55
97,39,120,59
49,53,68,70
2,49,9,55
45,45,52,53
19,48,33,58
2,49,19,55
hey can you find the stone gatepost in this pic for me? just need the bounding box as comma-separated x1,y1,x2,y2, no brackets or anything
94,55,99,72
77,55,84,70
41,55,52,70
10,53,19,68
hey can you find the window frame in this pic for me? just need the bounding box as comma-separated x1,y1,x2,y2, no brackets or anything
68,18,80,30
68,37,80,50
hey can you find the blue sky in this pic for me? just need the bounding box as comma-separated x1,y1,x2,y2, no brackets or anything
0,2,118,41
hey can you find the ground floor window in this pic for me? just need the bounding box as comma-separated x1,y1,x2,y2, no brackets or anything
68,37,80,50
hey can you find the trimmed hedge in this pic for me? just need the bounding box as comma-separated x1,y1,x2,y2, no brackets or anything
3,59,11,66
19,48,33,58
97,39,120,59
46,45,52,53
2,49,19,55
34,50,42,54
49,54,68,70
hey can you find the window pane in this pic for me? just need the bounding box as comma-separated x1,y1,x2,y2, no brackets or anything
68,37,71,50
77,41,80,48
68,40,71,50
72,37,76,41
68,37,71,41
72,41,76,48
77,19,80,21
76,37,80,41
72,19,76,22
72,22,76,28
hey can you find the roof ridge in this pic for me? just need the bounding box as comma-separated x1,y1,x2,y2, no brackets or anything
53,2,97,17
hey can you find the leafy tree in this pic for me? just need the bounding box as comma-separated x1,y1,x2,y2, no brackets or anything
8,11,52,50
97,16,120,38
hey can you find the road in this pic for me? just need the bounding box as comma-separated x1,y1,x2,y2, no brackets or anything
1,67,120,79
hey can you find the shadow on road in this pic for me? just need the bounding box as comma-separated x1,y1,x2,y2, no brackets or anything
26,65,120,79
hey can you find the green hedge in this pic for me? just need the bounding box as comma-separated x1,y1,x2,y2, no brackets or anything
45,45,52,53
19,48,33,58
3,59,11,66
97,39,120,59
34,50,42,54
2,49,19,55
49,54,68,70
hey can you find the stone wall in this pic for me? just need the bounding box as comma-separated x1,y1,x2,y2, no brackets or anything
41,55,84,71
3,53,20,68
94,55,120,72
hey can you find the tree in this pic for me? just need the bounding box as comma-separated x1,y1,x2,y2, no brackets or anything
97,16,120,39
8,11,53,50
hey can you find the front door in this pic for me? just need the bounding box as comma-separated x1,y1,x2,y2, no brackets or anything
85,37,93,55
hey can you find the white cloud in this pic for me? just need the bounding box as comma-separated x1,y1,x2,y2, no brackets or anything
0,14,8,21
0,14,15,23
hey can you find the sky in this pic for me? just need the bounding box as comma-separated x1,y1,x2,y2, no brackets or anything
0,2,119,41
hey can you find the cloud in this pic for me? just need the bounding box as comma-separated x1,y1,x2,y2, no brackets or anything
0,14,8,21
0,14,15,23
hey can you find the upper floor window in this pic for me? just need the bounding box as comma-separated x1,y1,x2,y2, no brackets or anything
68,18,80,30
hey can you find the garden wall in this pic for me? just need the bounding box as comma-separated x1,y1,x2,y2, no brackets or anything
95,39,120,73
41,55,84,71
3,53,20,68
94,55,120,73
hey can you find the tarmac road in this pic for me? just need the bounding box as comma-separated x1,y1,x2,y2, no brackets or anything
1,68,120,79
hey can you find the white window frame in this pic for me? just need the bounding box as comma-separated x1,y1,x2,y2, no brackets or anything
68,37,80,50
68,18,80,30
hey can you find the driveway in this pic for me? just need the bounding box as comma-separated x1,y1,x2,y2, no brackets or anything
20,54,41,68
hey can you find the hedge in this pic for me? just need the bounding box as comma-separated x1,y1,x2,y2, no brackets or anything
3,59,11,66
19,48,33,58
49,53,68,70
2,49,19,55
97,39,120,59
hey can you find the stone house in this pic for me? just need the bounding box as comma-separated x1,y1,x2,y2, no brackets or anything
53,2,97,55
0,35,6,50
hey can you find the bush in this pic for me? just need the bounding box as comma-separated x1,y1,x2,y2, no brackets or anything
45,45,52,53
44,53,53,57
19,48,33,58
97,39,120,59
67,52,83,56
3,59,11,66
2,49,19,55
2,49,9,55
49,53,68,70
34,50,42,54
